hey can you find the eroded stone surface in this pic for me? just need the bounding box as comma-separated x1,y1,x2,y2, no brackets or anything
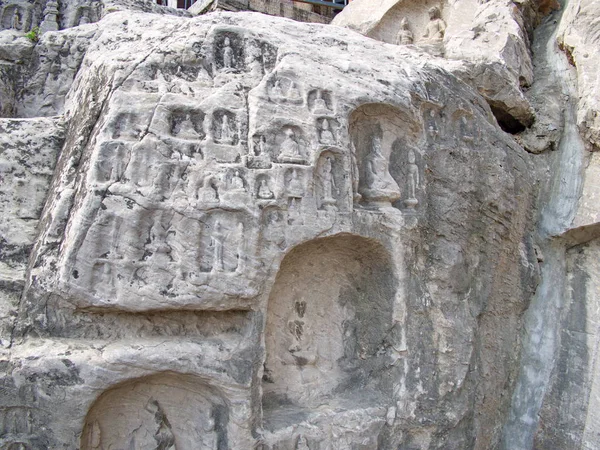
0,7,541,449
558,0,600,150
0,1,598,449
332,0,537,129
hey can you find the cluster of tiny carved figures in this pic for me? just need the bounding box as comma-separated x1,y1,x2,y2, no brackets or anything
75,27,480,303
396,6,446,46
0,1,101,33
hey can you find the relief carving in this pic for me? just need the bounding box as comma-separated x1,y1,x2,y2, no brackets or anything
2,5,26,31
404,149,419,208
257,176,275,200
360,135,401,206
308,89,333,115
171,110,205,141
248,134,272,168
194,174,220,207
317,154,339,211
278,128,306,164
211,220,225,272
423,6,446,43
212,110,237,145
93,141,129,185
318,118,336,145
286,168,305,222
396,17,414,45
270,76,303,104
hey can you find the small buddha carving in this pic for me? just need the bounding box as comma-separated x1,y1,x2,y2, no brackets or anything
319,119,335,145
79,9,91,25
12,9,22,30
256,135,267,156
279,129,303,163
287,169,304,199
427,109,440,140
287,81,301,101
273,79,284,97
404,149,419,208
211,220,225,272
230,170,245,192
222,37,234,69
257,179,274,199
176,113,199,139
197,175,219,205
423,6,446,43
360,135,401,206
219,114,235,145
397,17,414,45
312,90,330,115
321,156,337,208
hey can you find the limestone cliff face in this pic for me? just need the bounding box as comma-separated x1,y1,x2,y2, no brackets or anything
0,0,597,449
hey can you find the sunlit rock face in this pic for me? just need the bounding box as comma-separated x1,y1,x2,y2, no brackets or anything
5,0,600,448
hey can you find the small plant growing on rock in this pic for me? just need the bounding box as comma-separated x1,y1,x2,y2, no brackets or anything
25,26,40,42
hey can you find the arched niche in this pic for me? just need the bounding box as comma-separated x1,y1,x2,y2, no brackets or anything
1,4,28,31
81,373,228,450
349,103,423,210
369,0,449,46
262,234,397,423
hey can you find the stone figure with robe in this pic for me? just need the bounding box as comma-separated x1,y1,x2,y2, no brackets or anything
279,129,304,163
423,6,446,43
360,135,401,205
222,37,234,69
396,17,414,45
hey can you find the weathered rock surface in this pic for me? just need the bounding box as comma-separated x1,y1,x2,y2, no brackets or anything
0,0,598,449
558,0,600,150
332,0,546,130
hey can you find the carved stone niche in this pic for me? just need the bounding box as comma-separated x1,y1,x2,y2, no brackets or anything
283,167,308,222
110,111,145,141
350,104,419,209
170,109,205,141
255,173,275,201
0,406,34,443
81,374,229,450
452,106,478,144
314,148,350,212
389,140,424,211
214,31,244,73
247,133,272,169
369,0,449,49
276,125,308,165
211,109,238,146
194,212,246,275
262,234,396,428
71,4,102,28
316,117,339,146
0,3,30,32
268,74,304,105
220,167,250,206
307,89,334,116
260,206,285,249
122,135,169,190
421,102,444,141
92,141,130,185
